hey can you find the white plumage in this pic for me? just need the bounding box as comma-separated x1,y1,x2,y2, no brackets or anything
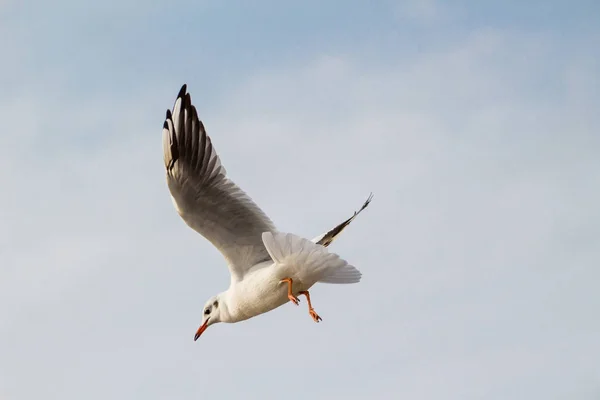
162,85,372,340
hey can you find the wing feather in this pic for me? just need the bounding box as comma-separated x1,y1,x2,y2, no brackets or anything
312,193,373,247
163,85,276,282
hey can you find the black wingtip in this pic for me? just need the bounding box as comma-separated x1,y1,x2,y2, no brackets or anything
165,109,172,120
361,192,374,210
168,124,180,169
178,84,187,99
183,92,192,108
163,120,169,129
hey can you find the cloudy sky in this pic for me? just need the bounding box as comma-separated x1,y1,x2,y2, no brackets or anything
1,1,599,399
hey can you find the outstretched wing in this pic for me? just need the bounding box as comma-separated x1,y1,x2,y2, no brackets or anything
312,193,373,247
162,84,276,283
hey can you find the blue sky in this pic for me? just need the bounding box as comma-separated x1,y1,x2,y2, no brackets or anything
1,1,599,399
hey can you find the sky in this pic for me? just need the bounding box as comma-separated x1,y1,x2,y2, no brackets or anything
1,1,599,399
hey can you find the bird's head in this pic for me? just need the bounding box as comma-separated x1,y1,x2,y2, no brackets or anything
194,294,224,341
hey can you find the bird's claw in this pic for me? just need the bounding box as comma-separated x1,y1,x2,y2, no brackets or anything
288,295,300,306
309,309,322,323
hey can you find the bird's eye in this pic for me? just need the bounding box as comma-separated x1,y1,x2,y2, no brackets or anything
204,308,210,315
213,301,218,308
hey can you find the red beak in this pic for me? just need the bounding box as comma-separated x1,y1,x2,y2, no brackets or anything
194,319,209,341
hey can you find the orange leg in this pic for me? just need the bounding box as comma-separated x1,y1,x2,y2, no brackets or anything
280,278,300,305
299,290,322,323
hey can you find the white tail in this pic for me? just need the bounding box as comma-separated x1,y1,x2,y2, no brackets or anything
262,231,362,284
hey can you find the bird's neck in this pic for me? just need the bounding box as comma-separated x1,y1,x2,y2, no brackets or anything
216,290,235,323
218,286,258,324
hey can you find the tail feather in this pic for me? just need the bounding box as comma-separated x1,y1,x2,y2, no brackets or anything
319,267,362,284
261,231,361,284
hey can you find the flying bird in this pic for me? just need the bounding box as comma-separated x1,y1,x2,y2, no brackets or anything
162,85,372,340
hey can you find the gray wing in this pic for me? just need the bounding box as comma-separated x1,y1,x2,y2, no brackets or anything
162,85,276,282
312,193,373,247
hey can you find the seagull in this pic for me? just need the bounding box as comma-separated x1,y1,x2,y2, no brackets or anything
162,85,372,341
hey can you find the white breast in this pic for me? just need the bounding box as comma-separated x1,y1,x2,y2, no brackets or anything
226,263,314,323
